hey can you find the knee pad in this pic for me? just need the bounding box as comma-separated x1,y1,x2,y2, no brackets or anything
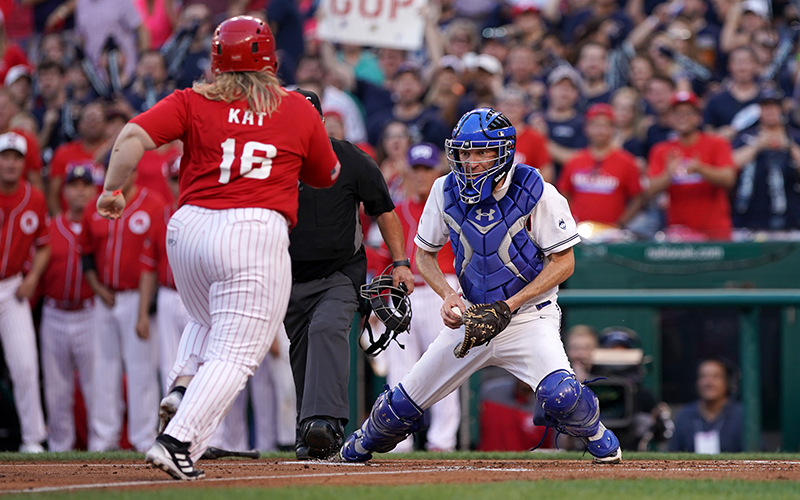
360,384,424,454
533,369,600,438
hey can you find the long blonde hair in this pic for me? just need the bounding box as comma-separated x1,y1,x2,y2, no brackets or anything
193,70,287,115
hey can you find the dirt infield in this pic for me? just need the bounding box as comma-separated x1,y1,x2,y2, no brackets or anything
2,458,800,493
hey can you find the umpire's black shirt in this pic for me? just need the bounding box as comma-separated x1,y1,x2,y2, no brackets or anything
290,138,394,288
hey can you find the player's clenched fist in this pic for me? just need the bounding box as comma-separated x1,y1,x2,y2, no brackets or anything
96,190,126,220
441,291,466,329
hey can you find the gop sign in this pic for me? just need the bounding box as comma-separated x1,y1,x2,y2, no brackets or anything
317,0,426,51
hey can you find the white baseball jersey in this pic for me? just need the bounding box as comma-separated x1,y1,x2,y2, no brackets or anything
403,167,581,410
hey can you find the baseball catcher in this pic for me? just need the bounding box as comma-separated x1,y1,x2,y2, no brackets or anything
337,107,622,465
454,301,512,358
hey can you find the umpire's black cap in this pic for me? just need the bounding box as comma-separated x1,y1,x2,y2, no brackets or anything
294,88,323,117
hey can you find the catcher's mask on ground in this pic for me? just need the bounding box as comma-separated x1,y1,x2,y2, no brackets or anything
358,273,411,355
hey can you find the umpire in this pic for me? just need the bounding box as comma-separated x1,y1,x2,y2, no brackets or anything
288,90,414,460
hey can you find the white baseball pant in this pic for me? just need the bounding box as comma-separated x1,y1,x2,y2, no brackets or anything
400,300,570,413
40,301,95,451
89,290,160,452
156,287,189,395
0,274,46,446
164,205,292,462
380,276,461,452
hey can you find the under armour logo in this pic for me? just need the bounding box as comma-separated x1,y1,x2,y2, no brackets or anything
475,209,496,221
558,218,566,230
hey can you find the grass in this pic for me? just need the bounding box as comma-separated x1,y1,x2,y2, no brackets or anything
6,480,800,500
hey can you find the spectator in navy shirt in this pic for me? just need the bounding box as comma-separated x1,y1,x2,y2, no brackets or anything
560,0,633,45
703,47,760,140
171,4,213,90
267,0,304,84
577,42,612,109
642,74,676,157
535,65,586,174
122,51,172,114
366,63,449,150
669,358,744,453
731,88,800,231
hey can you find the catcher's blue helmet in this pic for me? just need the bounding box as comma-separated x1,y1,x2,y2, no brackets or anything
446,108,516,204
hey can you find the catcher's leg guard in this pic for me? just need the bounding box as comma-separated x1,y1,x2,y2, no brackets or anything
534,369,621,464
340,384,425,462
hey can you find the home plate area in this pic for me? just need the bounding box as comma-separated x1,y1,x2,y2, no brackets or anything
3,459,800,493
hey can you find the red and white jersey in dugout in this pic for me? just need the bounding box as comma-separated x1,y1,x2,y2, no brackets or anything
41,213,93,304
0,182,49,279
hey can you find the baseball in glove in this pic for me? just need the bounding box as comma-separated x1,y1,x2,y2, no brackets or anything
454,300,512,358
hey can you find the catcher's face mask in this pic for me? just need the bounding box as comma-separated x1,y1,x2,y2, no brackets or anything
358,274,412,356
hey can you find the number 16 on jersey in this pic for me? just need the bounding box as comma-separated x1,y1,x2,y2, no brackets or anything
218,138,278,184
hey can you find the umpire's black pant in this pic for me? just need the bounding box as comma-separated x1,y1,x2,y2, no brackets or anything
284,271,358,424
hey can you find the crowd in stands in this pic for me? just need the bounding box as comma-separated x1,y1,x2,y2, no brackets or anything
0,0,785,452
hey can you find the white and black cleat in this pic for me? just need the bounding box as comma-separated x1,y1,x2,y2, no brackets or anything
146,434,205,481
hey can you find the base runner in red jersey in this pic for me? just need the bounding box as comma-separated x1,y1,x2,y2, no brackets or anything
97,16,340,481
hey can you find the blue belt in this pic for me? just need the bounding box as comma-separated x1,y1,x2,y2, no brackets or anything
512,299,552,315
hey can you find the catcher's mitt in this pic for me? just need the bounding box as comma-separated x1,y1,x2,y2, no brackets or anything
454,300,512,358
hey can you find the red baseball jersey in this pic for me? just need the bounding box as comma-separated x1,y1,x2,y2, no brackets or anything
41,213,93,304
557,148,642,225
0,182,49,279
80,187,166,291
130,89,340,227
648,133,735,239
142,202,176,289
514,127,551,171
49,139,105,210
368,197,456,284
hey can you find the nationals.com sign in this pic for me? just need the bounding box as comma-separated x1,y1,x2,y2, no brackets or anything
317,0,426,50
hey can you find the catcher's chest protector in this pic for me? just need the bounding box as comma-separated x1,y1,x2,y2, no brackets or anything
443,164,546,304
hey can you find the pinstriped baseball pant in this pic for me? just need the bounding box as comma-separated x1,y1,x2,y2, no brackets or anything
164,205,292,462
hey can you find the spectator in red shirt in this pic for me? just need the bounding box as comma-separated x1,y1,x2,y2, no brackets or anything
495,86,554,182
648,91,738,241
47,100,108,214
557,104,643,227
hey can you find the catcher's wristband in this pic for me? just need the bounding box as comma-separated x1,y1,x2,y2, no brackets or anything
103,189,122,197
392,259,411,269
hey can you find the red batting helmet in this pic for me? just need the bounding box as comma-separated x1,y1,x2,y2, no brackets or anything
211,16,277,75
